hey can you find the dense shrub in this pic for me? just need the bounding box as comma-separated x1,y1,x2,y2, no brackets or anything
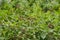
0,0,60,40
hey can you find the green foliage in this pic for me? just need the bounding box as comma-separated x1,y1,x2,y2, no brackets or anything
0,0,60,40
